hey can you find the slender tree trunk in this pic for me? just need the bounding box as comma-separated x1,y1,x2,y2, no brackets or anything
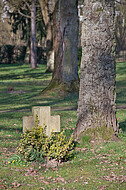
51,0,79,90
46,20,54,72
25,45,30,64
30,0,37,69
74,0,118,139
39,0,56,72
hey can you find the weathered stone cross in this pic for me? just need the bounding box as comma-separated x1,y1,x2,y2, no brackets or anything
23,106,60,136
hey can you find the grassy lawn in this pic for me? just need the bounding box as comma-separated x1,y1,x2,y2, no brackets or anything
0,62,126,189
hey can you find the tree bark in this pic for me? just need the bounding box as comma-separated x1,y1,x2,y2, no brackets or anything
46,20,54,72
39,0,57,72
74,0,118,139
51,0,79,90
30,0,37,68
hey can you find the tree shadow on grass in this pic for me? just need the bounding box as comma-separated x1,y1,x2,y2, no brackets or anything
0,62,50,81
116,79,126,106
116,62,126,75
119,120,126,133
0,125,22,133
0,71,51,80
0,92,78,116
0,125,22,144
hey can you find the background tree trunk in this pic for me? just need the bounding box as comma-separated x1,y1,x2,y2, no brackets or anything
46,20,54,72
74,0,118,139
31,0,37,69
51,0,79,91
39,0,57,72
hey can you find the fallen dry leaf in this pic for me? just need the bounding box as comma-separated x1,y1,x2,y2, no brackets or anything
27,184,31,186
73,178,79,182
47,176,53,180
52,167,58,170
39,176,45,180
82,181,88,185
41,180,49,185
11,181,22,187
56,177,66,183
1,184,6,189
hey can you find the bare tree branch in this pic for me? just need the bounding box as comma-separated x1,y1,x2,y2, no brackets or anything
18,9,31,18
25,2,31,11
116,0,126,5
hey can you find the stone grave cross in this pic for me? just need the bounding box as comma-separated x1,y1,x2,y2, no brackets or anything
23,106,60,136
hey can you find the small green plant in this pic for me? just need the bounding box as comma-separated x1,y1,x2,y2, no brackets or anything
17,116,74,162
7,154,27,166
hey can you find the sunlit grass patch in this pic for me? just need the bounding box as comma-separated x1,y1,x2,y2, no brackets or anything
0,62,125,189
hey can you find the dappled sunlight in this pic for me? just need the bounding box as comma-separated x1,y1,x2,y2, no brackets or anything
0,62,125,189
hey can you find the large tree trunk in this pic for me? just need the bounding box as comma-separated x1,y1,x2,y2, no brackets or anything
39,0,57,72
51,0,79,91
30,0,37,69
74,0,118,140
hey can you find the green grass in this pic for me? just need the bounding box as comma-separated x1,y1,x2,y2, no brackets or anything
116,62,126,133
0,62,126,189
